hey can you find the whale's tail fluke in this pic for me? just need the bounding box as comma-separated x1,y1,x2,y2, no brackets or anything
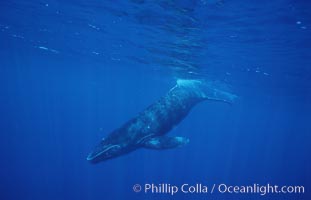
176,79,237,104
201,86,237,104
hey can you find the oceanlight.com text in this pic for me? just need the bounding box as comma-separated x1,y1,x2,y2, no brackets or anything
132,183,305,196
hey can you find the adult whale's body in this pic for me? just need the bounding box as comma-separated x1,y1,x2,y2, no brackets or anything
87,79,236,163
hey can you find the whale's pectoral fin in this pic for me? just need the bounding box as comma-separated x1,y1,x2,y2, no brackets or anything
142,136,189,150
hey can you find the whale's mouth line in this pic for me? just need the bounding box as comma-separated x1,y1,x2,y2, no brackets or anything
86,145,120,161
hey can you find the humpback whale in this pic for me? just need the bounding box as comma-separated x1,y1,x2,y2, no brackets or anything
87,79,236,163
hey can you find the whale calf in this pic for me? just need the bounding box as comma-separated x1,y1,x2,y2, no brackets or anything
87,79,236,163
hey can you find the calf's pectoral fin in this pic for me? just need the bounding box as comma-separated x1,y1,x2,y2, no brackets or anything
142,136,189,149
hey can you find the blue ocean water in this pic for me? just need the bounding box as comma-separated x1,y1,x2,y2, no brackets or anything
0,0,310,199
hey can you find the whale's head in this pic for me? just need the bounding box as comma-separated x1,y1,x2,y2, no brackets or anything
86,140,123,163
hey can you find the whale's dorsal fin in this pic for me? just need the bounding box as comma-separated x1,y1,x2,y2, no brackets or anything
142,136,189,149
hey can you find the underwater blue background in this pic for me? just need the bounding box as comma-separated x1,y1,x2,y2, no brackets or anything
0,0,310,199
